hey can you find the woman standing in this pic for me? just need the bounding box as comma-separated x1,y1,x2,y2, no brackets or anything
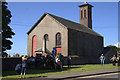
20,55,28,78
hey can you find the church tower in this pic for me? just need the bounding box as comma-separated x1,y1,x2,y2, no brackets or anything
78,2,93,29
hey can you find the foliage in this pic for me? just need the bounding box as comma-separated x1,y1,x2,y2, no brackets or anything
7,54,11,57
107,45,119,52
21,55,24,57
12,53,20,57
15,53,20,57
2,2,15,57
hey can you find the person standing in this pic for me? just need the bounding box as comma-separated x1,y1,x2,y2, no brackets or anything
20,55,28,78
67,56,71,68
60,55,64,69
117,55,120,66
56,55,60,65
100,54,105,65
110,55,117,66
118,56,120,66
15,63,22,74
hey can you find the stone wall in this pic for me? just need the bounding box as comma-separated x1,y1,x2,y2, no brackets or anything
70,56,99,65
63,56,99,65
68,29,103,57
2,58,22,71
68,29,103,64
27,14,68,57
102,47,117,63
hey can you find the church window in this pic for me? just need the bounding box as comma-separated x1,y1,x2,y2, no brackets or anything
44,34,48,40
56,33,61,46
43,34,48,53
81,10,83,19
84,10,86,18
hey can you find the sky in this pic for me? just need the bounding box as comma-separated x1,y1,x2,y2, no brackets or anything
6,2,118,56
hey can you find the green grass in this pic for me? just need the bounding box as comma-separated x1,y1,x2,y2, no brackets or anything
2,64,118,79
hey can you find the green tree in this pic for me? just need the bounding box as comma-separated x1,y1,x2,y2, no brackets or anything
107,45,119,52
15,53,20,57
8,54,11,57
21,55,24,57
2,2,15,57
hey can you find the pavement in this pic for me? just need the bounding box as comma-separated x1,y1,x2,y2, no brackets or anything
24,68,120,80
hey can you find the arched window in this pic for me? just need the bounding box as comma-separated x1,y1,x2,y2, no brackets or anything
44,34,48,40
43,34,48,52
84,10,86,18
32,35,37,57
81,10,83,19
56,33,61,46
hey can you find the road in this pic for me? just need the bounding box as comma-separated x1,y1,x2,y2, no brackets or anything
64,72,120,80
9,72,119,80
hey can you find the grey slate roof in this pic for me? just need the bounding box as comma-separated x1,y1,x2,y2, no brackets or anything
27,13,102,37
48,13,102,37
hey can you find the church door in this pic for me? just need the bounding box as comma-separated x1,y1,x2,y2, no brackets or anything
56,33,61,54
32,35,37,57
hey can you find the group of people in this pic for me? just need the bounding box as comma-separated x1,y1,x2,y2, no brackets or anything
15,53,120,78
15,54,71,78
100,54,119,66
35,54,65,69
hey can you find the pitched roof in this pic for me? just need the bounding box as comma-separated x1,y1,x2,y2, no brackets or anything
27,13,47,34
27,13,102,37
78,2,93,7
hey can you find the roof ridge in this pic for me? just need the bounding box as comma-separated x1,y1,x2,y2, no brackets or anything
47,13,80,25
27,12,102,37
47,13,102,37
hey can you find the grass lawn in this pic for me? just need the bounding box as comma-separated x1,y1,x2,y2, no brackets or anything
2,64,118,79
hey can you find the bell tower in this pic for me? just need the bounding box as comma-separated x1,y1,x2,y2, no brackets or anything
78,2,93,29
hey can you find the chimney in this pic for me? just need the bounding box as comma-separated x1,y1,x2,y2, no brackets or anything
78,2,93,29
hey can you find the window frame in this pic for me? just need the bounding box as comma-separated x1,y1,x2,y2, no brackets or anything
56,32,61,47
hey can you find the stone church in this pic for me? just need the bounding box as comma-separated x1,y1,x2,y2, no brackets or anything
27,2,103,64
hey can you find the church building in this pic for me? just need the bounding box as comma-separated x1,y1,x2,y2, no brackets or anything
27,2,103,64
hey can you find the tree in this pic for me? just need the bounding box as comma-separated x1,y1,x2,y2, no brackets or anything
15,53,20,57
21,55,24,57
7,54,11,57
2,2,15,57
107,45,119,52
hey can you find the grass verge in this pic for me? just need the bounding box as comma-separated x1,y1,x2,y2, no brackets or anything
2,64,118,79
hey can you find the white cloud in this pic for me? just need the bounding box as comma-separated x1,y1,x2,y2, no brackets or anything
114,42,120,48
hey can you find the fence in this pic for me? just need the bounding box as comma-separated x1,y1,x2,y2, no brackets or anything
2,57,22,71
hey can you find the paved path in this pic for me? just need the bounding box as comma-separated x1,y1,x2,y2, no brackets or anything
46,68,119,79
65,73,120,80
24,68,119,80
